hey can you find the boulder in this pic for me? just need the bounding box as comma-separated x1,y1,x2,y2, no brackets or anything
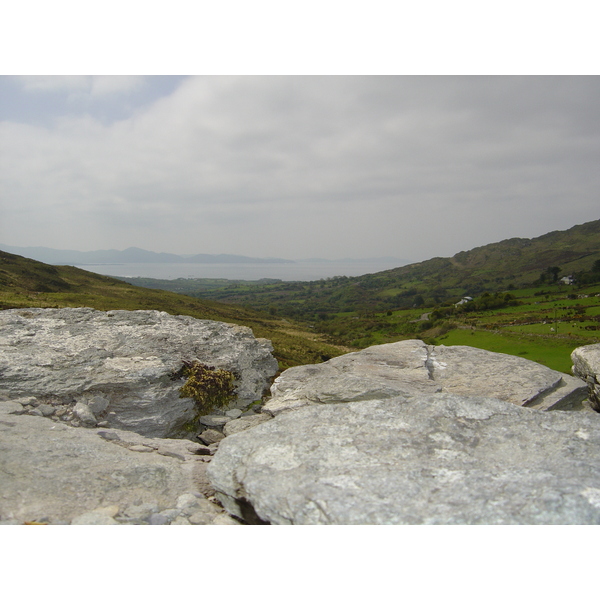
572,343,600,412
0,308,278,437
208,393,600,524
264,340,588,415
0,404,209,524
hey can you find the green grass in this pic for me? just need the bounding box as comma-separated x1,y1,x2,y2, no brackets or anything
435,328,594,374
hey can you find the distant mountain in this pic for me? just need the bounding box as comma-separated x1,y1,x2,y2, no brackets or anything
0,245,294,265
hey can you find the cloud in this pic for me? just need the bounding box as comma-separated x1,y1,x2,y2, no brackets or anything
17,75,145,96
1,76,599,260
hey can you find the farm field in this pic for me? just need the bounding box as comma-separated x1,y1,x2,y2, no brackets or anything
433,284,600,373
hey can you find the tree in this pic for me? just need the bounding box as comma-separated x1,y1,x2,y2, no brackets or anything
547,266,561,283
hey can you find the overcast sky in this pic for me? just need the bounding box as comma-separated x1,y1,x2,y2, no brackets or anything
1,75,599,262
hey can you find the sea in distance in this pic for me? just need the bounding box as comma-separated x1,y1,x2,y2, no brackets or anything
77,260,406,282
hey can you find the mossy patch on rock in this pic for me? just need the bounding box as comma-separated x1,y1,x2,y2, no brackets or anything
175,361,237,415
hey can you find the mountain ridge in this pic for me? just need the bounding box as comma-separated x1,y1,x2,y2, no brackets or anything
0,244,295,265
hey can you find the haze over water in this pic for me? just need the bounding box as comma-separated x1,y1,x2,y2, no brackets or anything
79,260,404,281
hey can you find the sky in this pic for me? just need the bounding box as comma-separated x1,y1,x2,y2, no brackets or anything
1,1,599,264
1,75,599,263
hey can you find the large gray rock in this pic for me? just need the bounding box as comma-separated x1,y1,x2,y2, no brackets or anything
208,393,600,524
0,308,278,437
264,340,587,415
0,404,209,523
572,343,600,412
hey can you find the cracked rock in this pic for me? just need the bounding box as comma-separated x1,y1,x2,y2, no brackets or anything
208,393,600,524
0,308,278,437
263,340,588,415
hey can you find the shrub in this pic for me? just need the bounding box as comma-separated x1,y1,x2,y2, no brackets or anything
173,361,237,415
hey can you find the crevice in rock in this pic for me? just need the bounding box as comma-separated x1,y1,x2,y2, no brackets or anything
424,345,436,381
233,498,270,525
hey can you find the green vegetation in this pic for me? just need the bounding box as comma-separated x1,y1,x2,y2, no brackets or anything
174,361,237,415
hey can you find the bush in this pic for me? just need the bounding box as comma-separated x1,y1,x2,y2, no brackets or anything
173,361,237,415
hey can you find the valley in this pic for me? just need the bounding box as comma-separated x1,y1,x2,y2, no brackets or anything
2,218,600,375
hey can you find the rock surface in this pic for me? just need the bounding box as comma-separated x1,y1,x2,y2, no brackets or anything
264,340,588,415
223,413,272,436
208,393,600,524
572,343,600,412
0,402,234,524
0,308,278,437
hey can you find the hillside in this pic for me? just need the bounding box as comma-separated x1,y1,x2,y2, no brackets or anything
122,218,600,318
0,250,348,370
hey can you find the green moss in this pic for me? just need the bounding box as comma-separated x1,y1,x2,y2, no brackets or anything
175,361,237,415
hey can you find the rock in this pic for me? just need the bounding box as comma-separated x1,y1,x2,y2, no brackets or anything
208,393,600,524
157,447,186,461
73,402,97,426
211,513,241,525
38,404,56,417
87,395,110,416
149,513,169,525
188,511,215,525
197,429,225,445
176,493,203,515
192,461,216,497
223,413,272,436
572,343,600,412
0,412,205,524
16,397,36,406
0,400,26,415
159,509,181,523
199,415,232,428
71,512,119,525
225,409,243,418
264,340,588,416
93,505,120,518
129,445,154,453
123,502,159,520
97,430,121,441
0,308,278,437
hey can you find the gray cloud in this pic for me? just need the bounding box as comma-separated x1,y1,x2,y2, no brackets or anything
1,76,599,261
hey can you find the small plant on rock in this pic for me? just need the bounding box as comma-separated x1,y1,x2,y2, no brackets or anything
173,361,237,415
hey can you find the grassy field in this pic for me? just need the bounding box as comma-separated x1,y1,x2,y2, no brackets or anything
434,329,587,373
431,284,600,373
